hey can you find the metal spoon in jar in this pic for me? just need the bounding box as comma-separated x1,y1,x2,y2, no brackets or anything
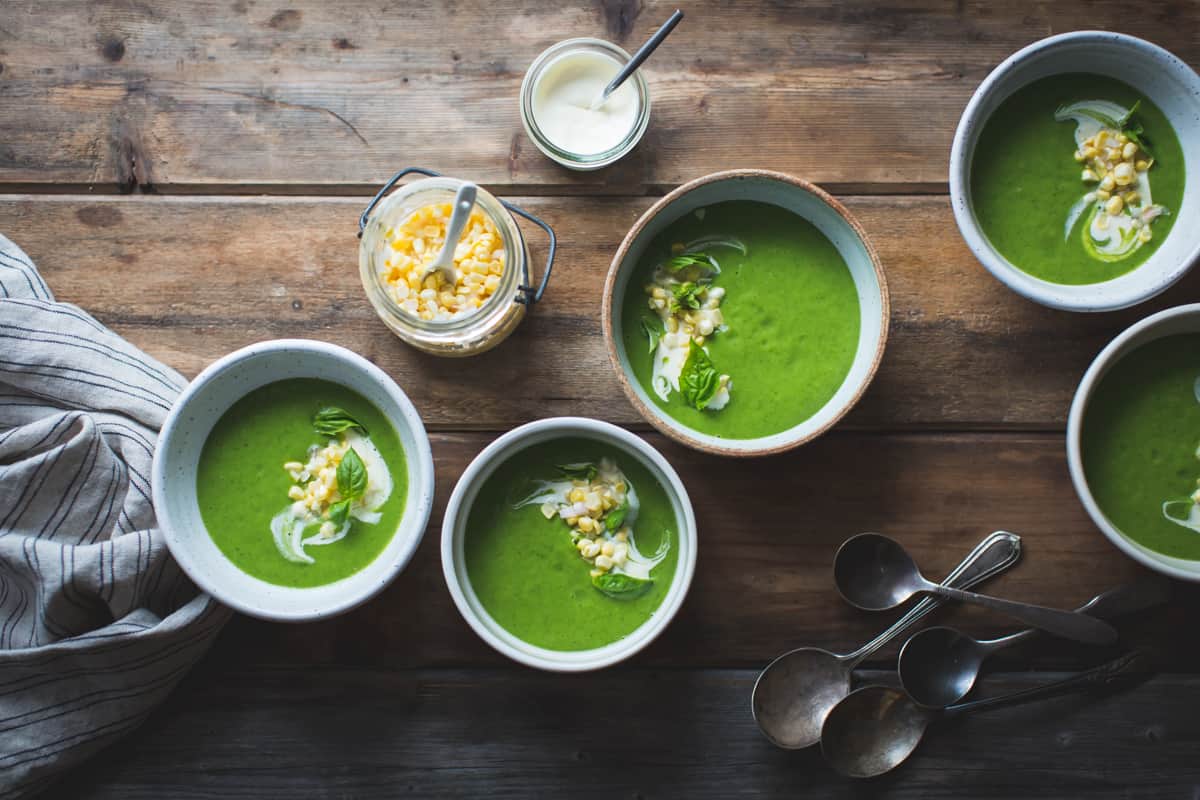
820,649,1155,778
751,531,1021,750
897,576,1171,708
423,181,477,284
589,9,684,110
833,533,1118,646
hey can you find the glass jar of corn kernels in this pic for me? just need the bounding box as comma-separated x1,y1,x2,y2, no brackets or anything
358,167,556,356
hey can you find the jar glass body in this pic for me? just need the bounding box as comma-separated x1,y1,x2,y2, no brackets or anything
359,178,528,356
519,37,651,171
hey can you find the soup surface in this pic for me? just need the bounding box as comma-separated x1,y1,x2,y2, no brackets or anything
619,200,861,440
972,74,1184,285
197,378,408,587
1083,334,1200,560
464,437,679,651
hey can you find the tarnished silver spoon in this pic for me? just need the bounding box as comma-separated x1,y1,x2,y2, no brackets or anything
834,533,1118,646
897,576,1171,708
752,531,1021,750
821,649,1154,778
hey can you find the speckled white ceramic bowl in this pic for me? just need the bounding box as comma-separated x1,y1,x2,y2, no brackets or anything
1068,304,1200,581
441,417,697,671
152,339,435,621
951,31,1200,311
601,169,889,457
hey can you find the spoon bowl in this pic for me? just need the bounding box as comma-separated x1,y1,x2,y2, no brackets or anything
821,686,930,779
833,532,923,610
897,626,988,709
752,648,851,749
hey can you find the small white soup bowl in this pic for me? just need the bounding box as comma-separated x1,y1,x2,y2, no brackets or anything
602,169,890,457
1068,303,1200,581
951,31,1200,311
153,339,435,621
441,417,697,671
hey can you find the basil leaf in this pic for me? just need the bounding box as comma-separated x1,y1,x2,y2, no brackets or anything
557,462,597,482
337,447,368,500
672,281,703,310
313,407,368,437
1117,100,1142,128
665,253,714,273
606,497,629,531
639,317,660,355
327,498,352,528
592,571,652,599
680,340,722,411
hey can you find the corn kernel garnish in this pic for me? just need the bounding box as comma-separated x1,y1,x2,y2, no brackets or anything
515,458,670,594
381,202,505,321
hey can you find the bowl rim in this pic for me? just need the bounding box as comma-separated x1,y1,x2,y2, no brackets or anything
440,416,698,671
600,168,890,457
1067,303,1200,581
949,30,1200,312
151,338,436,621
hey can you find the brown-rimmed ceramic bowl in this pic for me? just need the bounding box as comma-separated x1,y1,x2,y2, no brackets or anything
601,169,889,457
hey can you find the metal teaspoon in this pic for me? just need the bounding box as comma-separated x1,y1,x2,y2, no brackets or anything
897,576,1171,708
833,533,1118,646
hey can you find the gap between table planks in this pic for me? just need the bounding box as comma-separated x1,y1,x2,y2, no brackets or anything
6,193,1200,432
1,1,1199,192
48,666,1200,800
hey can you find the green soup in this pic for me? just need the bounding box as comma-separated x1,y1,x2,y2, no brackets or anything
1083,334,1200,560
618,200,861,440
464,438,679,651
972,74,1184,284
197,378,408,587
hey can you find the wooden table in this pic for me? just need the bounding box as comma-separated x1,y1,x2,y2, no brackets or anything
4,2,1200,796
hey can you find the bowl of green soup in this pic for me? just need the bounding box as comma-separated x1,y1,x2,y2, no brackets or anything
442,417,696,671
153,339,435,620
952,31,1200,311
1069,304,1200,581
602,169,889,457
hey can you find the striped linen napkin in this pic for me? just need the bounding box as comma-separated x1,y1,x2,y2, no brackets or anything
0,234,230,798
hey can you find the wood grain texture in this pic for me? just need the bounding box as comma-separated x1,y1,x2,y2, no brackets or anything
7,193,1200,430
189,431,1197,670
1,1,1198,191
49,666,1200,799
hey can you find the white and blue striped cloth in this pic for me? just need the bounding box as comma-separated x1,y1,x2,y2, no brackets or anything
0,234,229,798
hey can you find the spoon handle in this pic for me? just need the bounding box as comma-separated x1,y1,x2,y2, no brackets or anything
430,182,477,276
981,576,1173,651
932,585,1118,646
946,649,1154,717
843,531,1021,666
599,9,684,102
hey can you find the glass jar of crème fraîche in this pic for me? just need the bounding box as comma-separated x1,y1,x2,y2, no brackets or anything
358,167,556,356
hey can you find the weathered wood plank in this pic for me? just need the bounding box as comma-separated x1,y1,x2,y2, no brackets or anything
4,193,1197,429
1,1,1198,191
189,431,1197,670
50,666,1200,799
